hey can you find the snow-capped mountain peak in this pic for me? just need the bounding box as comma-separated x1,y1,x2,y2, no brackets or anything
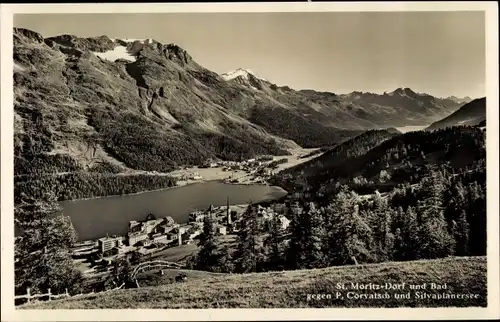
220,68,269,82
111,38,154,44
94,38,156,62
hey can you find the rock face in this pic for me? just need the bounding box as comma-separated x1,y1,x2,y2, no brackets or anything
13,27,466,175
426,97,486,131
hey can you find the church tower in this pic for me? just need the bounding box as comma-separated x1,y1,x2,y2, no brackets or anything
177,228,182,246
227,196,232,225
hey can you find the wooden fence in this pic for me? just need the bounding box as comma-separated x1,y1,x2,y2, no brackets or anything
14,288,70,305
15,283,125,305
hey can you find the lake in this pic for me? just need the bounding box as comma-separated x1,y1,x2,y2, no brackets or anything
61,181,287,241
394,125,430,133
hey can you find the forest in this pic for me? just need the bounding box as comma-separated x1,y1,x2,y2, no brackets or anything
249,105,358,148
192,162,486,273
15,172,178,203
273,126,486,196
190,126,486,274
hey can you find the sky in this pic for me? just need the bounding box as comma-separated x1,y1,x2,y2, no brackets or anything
14,11,486,98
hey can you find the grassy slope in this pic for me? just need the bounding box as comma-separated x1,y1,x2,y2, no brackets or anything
24,257,486,309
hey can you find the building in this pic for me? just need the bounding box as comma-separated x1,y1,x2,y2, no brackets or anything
190,172,203,180
216,225,227,235
152,233,168,245
127,215,178,246
127,220,149,246
189,211,205,223
156,217,178,234
98,236,121,254
187,229,202,240
128,231,148,246
178,225,191,235
278,215,291,230
177,229,182,245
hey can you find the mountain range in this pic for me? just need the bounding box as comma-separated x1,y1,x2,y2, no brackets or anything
13,28,471,175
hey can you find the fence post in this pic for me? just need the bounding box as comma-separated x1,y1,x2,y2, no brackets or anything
65,288,69,297
48,288,51,301
26,288,31,305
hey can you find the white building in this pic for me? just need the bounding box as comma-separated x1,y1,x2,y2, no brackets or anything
216,225,227,235
278,215,291,230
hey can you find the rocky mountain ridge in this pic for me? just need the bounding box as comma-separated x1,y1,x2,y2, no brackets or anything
13,28,468,175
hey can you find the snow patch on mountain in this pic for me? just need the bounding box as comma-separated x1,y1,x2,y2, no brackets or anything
220,68,269,82
94,45,136,62
119,38,153,44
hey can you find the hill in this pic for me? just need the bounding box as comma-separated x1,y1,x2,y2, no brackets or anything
426,97,486,131
22,256,486,308
272,126,485,196
272,129,398,193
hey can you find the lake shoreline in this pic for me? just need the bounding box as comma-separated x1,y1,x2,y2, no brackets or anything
60,147,318,203
62,180,289,240
61,179,287,203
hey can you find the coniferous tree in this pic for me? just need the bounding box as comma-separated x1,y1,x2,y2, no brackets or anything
393,227,404,260
216,244,235,273
371,191,394,262
452,209,470,256
393,205,419,261
110,257,133,287
415,170,455,259
324,188,373,266
235,205,259,273
195,213,220,271
299,202,327,269
14,192,84,295
444,180,467,226
466,181,486,255
284,201,305,269
392,206,405,231
264,213,286,271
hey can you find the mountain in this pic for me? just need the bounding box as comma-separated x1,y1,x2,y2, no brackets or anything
13,28,465,178
334,88,465,127
426,97,486,131
221,68,271,85
445,95,473,105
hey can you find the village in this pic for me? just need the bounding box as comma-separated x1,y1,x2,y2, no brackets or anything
163,147,326,187
67,148,322,282
70,202,291,278
172,155,289,185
